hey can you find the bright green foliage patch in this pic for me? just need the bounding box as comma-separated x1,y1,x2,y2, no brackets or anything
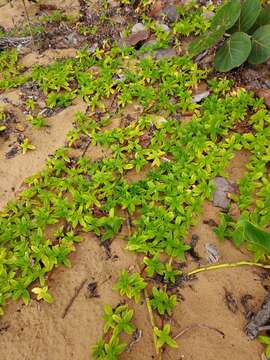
0,49,29,89
92,303,135,359
1,33,270,358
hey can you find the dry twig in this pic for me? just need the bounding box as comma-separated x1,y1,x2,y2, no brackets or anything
62,278,87,318
173,323,225,340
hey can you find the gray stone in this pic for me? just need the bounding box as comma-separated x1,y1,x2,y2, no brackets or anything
162,5,179,22
212,176,237,209
132,23,146,34
158,23,170,32
154,48,176,60
205,243,220,264
192,90,210,103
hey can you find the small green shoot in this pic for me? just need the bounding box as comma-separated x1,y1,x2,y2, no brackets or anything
20,138,36,154
32,286,54,303
154,324,178,350
114,271,146,303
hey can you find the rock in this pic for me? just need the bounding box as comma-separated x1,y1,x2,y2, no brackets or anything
150,114,167,125
162,5,179,22
108,0,119,7
154,48,176,60
229,203,240,218
149,0,164,17
125,30,149,47
15,124,25,132
88,43,98,54
205,243,220,263
132,23,146,34
213,176,237,209
255,89,270,109
65,32,80,47
157,23,170,32
192,90,210,103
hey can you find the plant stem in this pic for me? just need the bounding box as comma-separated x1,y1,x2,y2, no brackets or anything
144,288,160,358
129,210,160,358
21,0,34,45
188,261,270,276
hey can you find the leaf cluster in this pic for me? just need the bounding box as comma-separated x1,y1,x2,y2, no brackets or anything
189,0,270,71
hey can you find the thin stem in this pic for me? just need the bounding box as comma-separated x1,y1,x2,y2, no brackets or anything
188,261,270,276
259,325,270,332
21,0,34,45
174,323,225,340
144,288,160,358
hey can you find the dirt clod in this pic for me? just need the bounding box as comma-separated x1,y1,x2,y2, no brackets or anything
224,287,238,314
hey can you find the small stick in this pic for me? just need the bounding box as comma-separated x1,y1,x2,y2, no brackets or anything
62,278,87,318
126,329,143,353
21,0,35,46
127,212,160,358
259,325,270,332
173,323,225,340
81,137,92,157
188,261,270,276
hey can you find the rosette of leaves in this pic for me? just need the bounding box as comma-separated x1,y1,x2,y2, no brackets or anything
189,0,270,72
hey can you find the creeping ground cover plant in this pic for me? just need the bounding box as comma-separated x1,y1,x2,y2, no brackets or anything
1,10,270,358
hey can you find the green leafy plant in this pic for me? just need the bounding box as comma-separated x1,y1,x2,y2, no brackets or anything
25,98,36,111
20,138,36,154
189,0,270,71
114,271,146,303
154,324,178,350
32,286,54,303
92,304,135,359
27,115,46,128
150,287,177,316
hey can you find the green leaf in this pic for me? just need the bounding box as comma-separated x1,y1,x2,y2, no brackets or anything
254,4,270,28
233,0,261,32
231,219,270,257
249,25,270,64
188,0,242,57
259,336,270,346
244,221,270,254
188,28,225,57
214,32,251,72
211,0,241,30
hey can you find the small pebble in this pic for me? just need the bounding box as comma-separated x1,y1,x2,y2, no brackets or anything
132,23,146,34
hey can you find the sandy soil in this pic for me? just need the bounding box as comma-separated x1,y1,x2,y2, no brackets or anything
0,1,268,360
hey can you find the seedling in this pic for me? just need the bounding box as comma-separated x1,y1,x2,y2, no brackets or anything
27,115,46,128
20,138,36,154
114,271,146,303
25,98,36,111
150,287,177,316
32,286,54,303
92,303,135,359
154,324,178,350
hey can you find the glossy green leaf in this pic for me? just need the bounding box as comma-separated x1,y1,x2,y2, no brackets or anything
214,32,251,72
211,0,241,30
188,28,225,57
249,24,270,64
231,219,270,254
233,0,261,32
251,5,270,31
188,0,241,57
